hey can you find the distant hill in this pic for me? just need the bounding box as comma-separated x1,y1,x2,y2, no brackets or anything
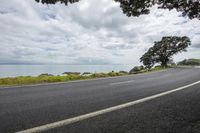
178,59,200,66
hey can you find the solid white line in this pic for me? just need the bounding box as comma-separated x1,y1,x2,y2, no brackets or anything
110,80,135,85
16,80,200,133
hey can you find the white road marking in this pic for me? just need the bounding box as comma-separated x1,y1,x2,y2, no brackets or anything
16,80,200,133
110,80,135,85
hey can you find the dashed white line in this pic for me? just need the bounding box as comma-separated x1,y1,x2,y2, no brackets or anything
110,80,135,85
16,80,200,133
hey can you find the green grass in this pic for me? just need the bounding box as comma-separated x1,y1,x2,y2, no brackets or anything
0,72,128,86
0,67,168,87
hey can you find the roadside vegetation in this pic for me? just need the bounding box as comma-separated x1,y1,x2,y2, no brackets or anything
178,59,200,66
0,67,168,87
0,72,128,86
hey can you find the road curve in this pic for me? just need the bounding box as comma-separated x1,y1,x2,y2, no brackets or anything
0,68,200,133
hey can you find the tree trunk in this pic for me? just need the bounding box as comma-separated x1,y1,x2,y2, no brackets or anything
161,61,167,68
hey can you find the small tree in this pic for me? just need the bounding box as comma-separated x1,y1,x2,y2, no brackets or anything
140,36,191,68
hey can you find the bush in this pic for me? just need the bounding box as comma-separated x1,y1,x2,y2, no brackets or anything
91,73,108,78
107,72,125,77
129,65,144,74
39,73,54,77
119,71,128,74
154,65,162,69
178,59,200,66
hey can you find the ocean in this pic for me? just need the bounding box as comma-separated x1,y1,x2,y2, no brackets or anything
0,65,134,78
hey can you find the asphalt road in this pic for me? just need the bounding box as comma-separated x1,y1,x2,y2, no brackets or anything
0,68,200,133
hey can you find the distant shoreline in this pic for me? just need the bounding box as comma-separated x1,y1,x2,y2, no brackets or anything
1,64,199,87
0,64,134,78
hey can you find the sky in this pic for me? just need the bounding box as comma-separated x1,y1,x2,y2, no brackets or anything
0,0,199,65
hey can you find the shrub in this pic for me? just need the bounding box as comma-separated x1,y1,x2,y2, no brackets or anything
129,66,144,74
39,73,54,77
91,73,109,78
178,59,200,66
119,71,128,74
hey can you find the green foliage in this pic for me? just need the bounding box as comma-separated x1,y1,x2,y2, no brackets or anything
0,68,168,86
119,71,129,74
0,71,128,86
140,53,155,70
35,0,79,5
140,36,191,68
129,65,145,74
35,0,200,20
63,72,81,75
178,59,200,66
90,72,126,78
114,0,152,17
0,76,71,86
115,0,200,20
108,72,125,76
91,73,109,78
39,73,54,77
152,65,163,71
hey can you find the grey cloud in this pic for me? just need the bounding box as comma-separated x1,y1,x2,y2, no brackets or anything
112,52,124,57
0,0,200,65
74,57,111,65
102,43,133,50
68,1,128,32
193,43,200,48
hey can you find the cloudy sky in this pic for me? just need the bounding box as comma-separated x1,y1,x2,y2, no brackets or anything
0,0,199,65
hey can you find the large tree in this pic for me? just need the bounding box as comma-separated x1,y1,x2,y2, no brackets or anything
35,0,200,20
115,0,200,20
140,36,191,68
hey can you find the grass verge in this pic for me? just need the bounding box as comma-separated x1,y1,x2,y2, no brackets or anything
0,72,128,87
0,67,167,87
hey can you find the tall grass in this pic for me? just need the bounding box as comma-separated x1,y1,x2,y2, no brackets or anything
0,72,128,86
0,66,167,87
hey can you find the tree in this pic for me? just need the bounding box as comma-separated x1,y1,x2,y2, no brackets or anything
140,52,155,70
35,0,200,20
140,36,191,68
35,0,79,5
115,0,200,20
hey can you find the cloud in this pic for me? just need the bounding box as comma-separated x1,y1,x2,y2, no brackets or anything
0,0,199,65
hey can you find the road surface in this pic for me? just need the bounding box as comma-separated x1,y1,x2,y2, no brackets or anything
0,68,200,133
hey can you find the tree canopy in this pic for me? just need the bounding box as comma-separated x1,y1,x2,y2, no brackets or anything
115,0,200,20
35,0,200,20
140,36,191,68
35,0,79,5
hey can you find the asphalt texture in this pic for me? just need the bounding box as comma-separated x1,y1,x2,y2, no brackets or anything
0,68,200,133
